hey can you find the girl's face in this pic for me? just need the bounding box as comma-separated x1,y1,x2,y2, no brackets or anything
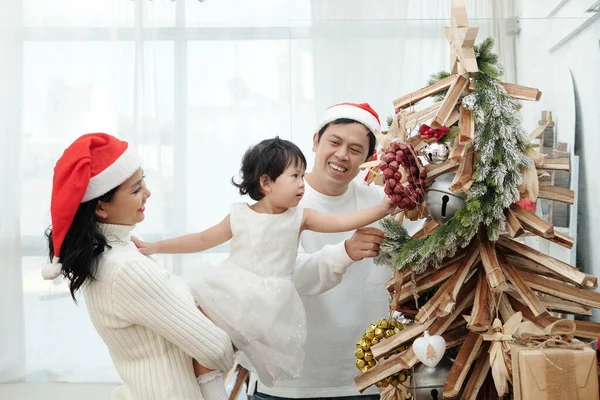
262,162,305,209
95,168,151,226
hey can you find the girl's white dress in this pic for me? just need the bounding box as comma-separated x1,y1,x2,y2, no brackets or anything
187,203,306,387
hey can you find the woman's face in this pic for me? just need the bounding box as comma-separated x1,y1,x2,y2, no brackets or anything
95,168,151,226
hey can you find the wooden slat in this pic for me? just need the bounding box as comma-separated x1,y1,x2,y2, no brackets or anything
399,102,442,130
386,262,459,303
438,245,479,316
537,294,592,316
413,219,440,239
478,232,508,292
460,341,491,400
518,269,600,309
450,142,474,193
504,207,524,238
443,331,484,398
370,318,434,360
459,106,474,144
510,203,554,238
497,252,547,317
540,157,570,172
537,185,575,204
424,160,460,185
497,236,597,289
393,75,456,109
501,82,542,101
469,81,541,101
550,231,575,249
467,270,492,332
433,75,469,127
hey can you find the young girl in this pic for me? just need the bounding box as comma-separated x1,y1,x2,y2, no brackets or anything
134,137,395,392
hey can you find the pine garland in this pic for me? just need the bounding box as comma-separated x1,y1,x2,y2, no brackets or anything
377,38,533,274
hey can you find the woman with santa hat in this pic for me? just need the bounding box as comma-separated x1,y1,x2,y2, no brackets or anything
42,133,233,400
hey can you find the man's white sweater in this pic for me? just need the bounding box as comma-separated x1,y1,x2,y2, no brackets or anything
256,180,423,398
84,223,234,400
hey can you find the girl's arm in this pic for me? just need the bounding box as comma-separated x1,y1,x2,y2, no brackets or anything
302,197,396,233
133,215,232,255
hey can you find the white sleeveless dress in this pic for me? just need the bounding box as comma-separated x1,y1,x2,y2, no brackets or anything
187,203,306,387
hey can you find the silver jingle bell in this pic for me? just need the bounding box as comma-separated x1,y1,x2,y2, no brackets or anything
426,173,466,224
423,142,449,165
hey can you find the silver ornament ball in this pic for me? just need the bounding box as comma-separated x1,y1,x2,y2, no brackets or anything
426,173,466,224
423,142,449,164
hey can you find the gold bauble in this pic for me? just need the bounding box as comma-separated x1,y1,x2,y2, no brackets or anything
367,359,376,368
364,351,373,362
356,359,366,369
384,329,394,339
365,330,375,341
355,348,365,359
371,337,380,345
374,327,384,339
360,339,371,351
377,319,389,329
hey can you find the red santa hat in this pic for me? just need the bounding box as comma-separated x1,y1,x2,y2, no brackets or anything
317,102,381,135
42,133,142,280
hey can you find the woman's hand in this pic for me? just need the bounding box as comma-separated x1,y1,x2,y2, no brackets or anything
131,236,158,256
379,196,398,216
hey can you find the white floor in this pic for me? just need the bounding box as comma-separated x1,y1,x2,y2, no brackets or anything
0,383,119,400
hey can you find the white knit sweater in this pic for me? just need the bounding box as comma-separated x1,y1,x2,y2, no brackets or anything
83,223,234,400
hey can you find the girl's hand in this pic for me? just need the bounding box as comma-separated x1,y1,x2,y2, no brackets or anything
379,196,398,216
131,236,158,256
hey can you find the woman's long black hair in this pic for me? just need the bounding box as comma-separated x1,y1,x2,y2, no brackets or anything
45,187,118,302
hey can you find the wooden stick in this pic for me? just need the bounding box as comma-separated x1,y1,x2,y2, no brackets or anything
413,219,440,239
429,279,477,335
478,232,508,292
447,108,461,127
444,326,470,349
509,203,554,238
501,82,542,101
550,231,575,249
393,75,456,109
498,293,516,323
467,269,492,332
354,349,410,392
569,320,600,339
497,252,547,317
443,331,484,398
506,293,553,330
469,81,541,101
439,246,480,316
505,255,566,282
537,294,592,316
371,318,434,360
504,208,524,238
399,102,442,130
450,142,474,193
540,157,570,172
424,160,460,185
459,106,474,144
388,262,459,304
497,236,597,289
460,341,491,400
433,75,469,127
537,185,575,204
518,269,600,309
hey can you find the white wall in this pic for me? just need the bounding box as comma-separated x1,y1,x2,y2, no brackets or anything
515,0,600,319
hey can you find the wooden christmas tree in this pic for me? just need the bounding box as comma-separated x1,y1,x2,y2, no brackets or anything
354,1,600,398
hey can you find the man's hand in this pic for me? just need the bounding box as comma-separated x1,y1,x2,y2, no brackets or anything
344,227,385,261
131,236,158,256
